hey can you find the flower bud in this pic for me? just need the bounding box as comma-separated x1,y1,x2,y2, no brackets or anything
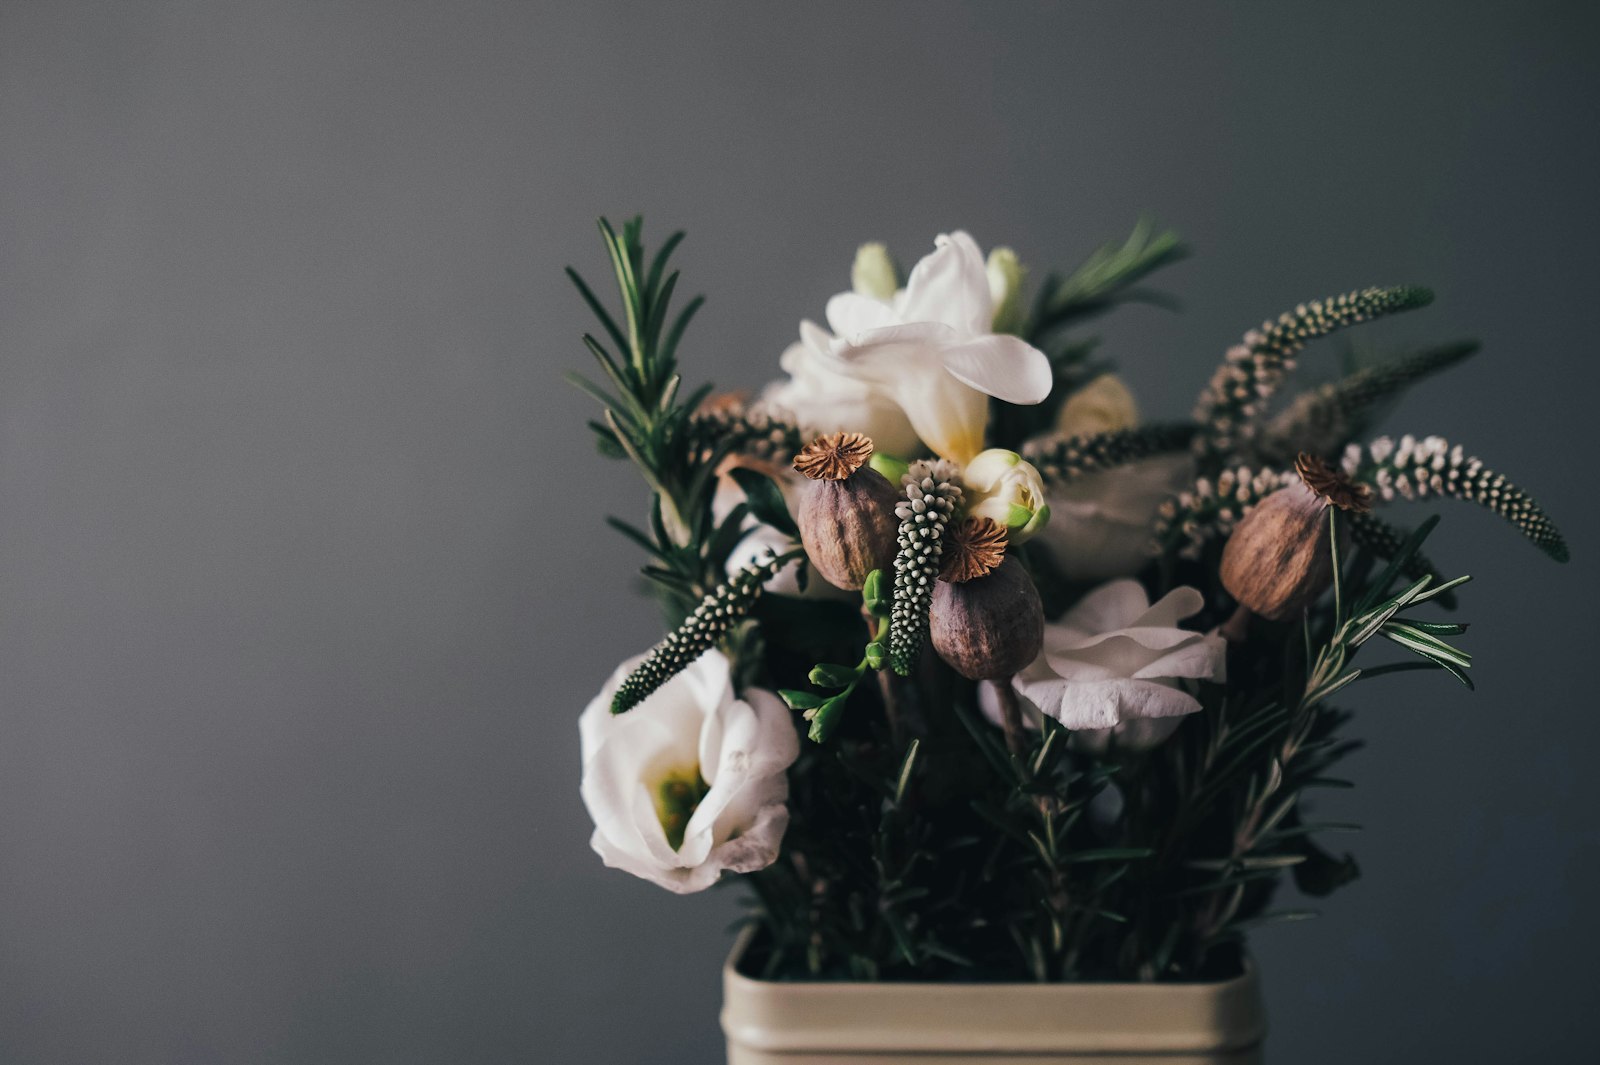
1057,374,1139,438
851,242,899,301
794,433,901,590
929,557,1045,681
963,449,1050,542
986,247,1027,336
1220,453,1371,621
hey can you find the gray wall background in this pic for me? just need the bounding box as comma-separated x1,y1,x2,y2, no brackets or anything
2,1,1596,1062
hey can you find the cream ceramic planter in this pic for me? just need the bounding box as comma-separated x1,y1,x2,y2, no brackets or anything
721,930,1265,1064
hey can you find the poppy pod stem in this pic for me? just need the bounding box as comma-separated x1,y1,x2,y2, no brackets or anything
993,680,1028,760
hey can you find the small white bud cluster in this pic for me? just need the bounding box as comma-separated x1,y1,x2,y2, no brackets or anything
888,460,963,676
1022,424,1195,489
1345,435,1568,561
1152,465,1292,560
689,401,804,465
1191,287,1431,464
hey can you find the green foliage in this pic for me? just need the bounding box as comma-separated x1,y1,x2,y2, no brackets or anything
988,219,1186,449
1258,340,1480,463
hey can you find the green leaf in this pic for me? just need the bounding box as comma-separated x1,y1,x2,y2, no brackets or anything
728,466,798,537
778,689,824,711
809,663,859,688
862,569,887,615
1065,847,1153,864
807,691,851,743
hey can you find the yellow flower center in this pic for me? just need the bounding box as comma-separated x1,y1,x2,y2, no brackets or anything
653,767,710,851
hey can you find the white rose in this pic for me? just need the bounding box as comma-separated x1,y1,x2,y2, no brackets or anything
1056,374,1139,438
763,232,1052,463
963,448,1050,542
1012,579,1226,733
579,649,799,894
1035,452,1193,581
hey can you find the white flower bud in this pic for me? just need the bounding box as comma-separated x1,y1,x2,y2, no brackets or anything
1057,374,1139,438
986,246,1027,335
850,242,898,301
962,449,1050,542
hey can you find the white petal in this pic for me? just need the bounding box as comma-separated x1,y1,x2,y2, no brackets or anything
1136,586,1205,630
887,366,990,464
825,291,900,339
897,231,993,334
1129,633,1227,682
1056,580,1150,641
1021,676,1201,730
938,334,1053,405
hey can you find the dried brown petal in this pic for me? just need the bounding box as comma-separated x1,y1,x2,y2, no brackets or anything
941,517,1008,583
1295,452,1373,513
794,432,874,481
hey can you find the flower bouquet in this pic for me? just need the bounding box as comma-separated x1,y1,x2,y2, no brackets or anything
569,218,1567,1059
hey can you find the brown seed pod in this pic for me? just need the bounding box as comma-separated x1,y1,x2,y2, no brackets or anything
1220,454,1362,621
929,557,1045,680
796,467,901,590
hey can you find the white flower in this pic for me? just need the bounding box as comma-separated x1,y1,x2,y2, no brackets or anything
763,232,1052,463
1012,580,1226,732
761,334,922,458
962,448,1050,542
1057,374,1139,438
1036,452,1193,581
579,649,799,894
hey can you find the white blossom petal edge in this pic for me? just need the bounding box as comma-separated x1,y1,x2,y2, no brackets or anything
765,232,1052,464
579,648,799,894
1013,580,1227,732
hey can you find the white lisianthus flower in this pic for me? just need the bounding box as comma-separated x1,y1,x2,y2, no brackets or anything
962,448,1050,542
1035,452,1194,581
1012,579,1226,733
763,232,1053,464
579,649,799,894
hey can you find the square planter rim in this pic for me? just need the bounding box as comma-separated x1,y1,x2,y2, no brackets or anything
721,926,1267,1057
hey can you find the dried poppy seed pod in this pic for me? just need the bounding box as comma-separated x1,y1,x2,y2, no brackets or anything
930,556,1045,681
793,432,901,590
1220,453,1372,621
